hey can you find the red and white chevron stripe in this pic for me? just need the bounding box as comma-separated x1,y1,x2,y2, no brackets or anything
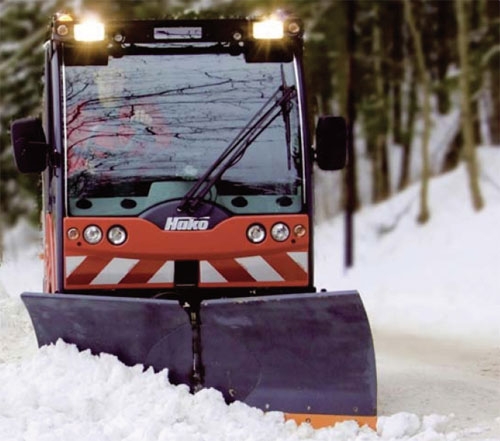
65,252,308,287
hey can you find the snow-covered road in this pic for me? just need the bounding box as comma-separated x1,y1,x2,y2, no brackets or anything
375,330,500,439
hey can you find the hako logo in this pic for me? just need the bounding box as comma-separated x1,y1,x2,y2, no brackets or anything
164,216,210,231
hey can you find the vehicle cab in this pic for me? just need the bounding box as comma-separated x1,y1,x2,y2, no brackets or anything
11,13,346,296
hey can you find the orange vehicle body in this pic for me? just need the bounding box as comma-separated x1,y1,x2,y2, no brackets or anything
63,215,309,291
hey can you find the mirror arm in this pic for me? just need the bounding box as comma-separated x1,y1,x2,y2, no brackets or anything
49,148,61,168
28,142,60,168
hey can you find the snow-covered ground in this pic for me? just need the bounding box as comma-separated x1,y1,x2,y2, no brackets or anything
1,148,499,440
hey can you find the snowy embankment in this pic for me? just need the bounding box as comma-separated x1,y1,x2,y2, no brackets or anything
1,148,499,440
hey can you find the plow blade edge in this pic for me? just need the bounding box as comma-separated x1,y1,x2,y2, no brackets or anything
22,290,376,427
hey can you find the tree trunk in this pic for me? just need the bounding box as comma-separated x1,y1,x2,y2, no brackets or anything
371,2,391,203
455,0,485,211
370,138,382,203
344,0,358,268
435,0,452,114
404,0,431,223
484,0,500,144
468,0,483,145
0,221,3,264
391,0,404,144
398,62,417,191
488,66,500,144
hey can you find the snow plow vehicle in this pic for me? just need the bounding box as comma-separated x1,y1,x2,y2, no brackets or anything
11,13,376,428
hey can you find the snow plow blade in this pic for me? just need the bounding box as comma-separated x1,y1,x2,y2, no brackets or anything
22,290,376,428
21,292,194,385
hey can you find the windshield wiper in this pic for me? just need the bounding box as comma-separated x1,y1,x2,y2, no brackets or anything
177,84,297,213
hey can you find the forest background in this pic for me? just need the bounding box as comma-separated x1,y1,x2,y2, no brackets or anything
0,0,499,259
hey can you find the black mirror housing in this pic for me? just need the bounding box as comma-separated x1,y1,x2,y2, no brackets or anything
315,116,347,171
11,117,49,173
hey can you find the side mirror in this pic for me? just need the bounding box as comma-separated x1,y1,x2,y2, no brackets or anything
315,116,347,171
10,117,49,173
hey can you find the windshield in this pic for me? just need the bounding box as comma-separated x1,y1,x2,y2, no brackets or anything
64,50,303,216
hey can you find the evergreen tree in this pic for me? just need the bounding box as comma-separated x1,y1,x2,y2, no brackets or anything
0,0,63,258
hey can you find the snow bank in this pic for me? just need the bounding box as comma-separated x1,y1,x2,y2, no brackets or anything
0,219,42,298
0,340,470,441
0,220,41,363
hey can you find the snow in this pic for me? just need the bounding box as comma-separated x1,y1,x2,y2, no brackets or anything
1,148,500,440
0,341,479,441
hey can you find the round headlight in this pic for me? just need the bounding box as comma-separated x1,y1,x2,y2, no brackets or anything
83,225,103,244
271,222,290,242
107,225,127,245
247,224,266,244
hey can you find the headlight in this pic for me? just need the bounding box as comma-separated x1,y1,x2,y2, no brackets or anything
74,19,105,42
247,224,266,244
271,222,290,242
107,225,127,246
253,19,284,40
83,225,103,244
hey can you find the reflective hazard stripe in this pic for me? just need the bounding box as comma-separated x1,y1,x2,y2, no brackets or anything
91,258,139,285
66,256,86,277
287,251,308,273
148,261,174,284
235,256,284,282
66,251,308,286
200,261,228,283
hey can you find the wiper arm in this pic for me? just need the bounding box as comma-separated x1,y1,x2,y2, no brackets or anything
178,84,297,213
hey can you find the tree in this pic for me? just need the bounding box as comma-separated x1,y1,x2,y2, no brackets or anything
455,0,484,211
481,0,500,144
0,0,61,260
369,2,391,203
397,61,417,191
427,0,456,115
403,0,431,223
390,0,404,145
344,0,358,268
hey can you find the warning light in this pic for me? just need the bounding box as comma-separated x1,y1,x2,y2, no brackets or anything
74,19,105,42
56,13,74,22
253,19,284,40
